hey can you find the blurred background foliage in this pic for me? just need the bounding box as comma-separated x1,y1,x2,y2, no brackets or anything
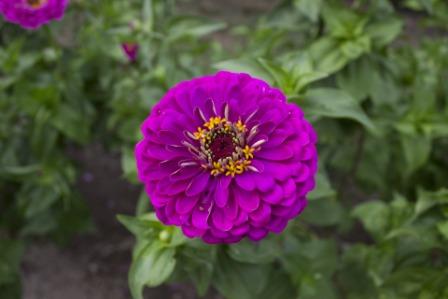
1,0,448,298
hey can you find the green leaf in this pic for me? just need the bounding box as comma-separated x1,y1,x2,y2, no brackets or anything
303,88,377,132
366,18,403,47
129,241,176,299
415,189,448,217
167,17,226,40
282,238,339,284
0,239,23,285
121,146,138,184
302,198,345,226
400,133,432,177
436,221,448,240
51,103,90,144
142,0,154,32
180,241,217,296
352,201,390,237
228,238,280,264
214,58,274,84
336,57,373,101
308,170,336,200
136,190,150,216
258,268,297,299
213,252,270,299
294,0,322,22
322,4,368,38
308,37,350,75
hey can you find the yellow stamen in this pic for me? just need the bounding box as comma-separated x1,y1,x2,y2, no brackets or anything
225,160,251,177
211,161,225,176
242,145,255,159
193,127,205,140
235,119,246,132
27,0,47,8
205,116,224,130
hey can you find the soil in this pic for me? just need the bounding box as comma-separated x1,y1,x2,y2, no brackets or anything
21,1,278,299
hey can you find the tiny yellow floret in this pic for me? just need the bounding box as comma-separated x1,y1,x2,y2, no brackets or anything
242,145,255,159
235,119,246,132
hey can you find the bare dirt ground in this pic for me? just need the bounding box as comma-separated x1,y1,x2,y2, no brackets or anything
21,1,278,298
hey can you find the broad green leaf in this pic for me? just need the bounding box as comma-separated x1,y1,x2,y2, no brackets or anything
436,221,448,240
415,189,448,217
51,103,90,144
302,198,344,226
213,252,270,299
308,169,336,200
129,241,176,299
136,189,150,216
400,133,432,177
142,0,154,32
281,237,339,294
299,276,337,299
0,239,23,285
180,241,217,296
121,146,138,184
308,37,350,75
214,59,274,84
366,18,403,47
304,88,377,132
352,201,390,237
294,0,322,22
228,238,280,264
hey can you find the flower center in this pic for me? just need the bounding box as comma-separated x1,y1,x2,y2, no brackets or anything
25,0,47,8
208,133,236,161
184,105,265,177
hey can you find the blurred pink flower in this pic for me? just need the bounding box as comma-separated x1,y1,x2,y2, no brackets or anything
121,42,139,62
0,0,69,30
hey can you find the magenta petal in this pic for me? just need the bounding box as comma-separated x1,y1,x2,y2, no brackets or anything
268,217,289,233
212,208,233,231
272,205,291,217
215,176,231,208
192,207,210,230
297,131,311,146
186,172,210,196
235,172,256,191
295,163,311,182
263,184,283,204
203,233,221,244
175,196,200,215
248,228,269,241
250,203,271,224
223,196,238,221
255,174,275,192
257,147,294,161
170,166,202,182
234,188,260,212
287,199,307,218
281,194,296,207
150,194,171,208
234,209,249,226
182,226,205,238
282,178,297,198
231,224,250,236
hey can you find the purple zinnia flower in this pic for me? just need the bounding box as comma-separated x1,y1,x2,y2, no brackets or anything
0,0,69,30
121,42,139,63
135,71,318,244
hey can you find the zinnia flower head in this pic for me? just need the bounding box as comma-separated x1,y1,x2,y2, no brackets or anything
121,42,139,62
0,0,69,30
136,71,318,244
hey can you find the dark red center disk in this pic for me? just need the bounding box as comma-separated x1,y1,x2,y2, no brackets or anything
209,134,235,160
